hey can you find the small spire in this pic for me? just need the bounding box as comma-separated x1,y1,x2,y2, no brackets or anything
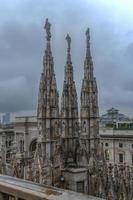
44,18,51,41
66,34,71,63
86,28,91,59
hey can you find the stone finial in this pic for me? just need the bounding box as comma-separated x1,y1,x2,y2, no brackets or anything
86,28,90,41
86,28,91,58
66,34,71,63
44,18,51,41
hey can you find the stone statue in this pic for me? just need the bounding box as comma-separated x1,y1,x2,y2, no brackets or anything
44,18,51,41
65,34,71,63
86,28,90,40
66,34,71,51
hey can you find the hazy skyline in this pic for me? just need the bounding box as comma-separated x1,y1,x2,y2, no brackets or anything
0,0,133,117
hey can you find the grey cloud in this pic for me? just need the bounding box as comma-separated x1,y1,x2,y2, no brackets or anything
0,0,133,116
0,76,34,112
0,22,42,112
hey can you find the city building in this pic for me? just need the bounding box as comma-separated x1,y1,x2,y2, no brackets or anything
0,117,38,166
100,120,133,166
100,109,133,166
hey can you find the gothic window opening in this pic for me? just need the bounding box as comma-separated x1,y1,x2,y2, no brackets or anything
20,140,24,153
83,121,86,132
105,149,110,161
29,139,37,155
77,181,84,193
105,143,109,147
62,122,66,136
6,150,11,161
74,122,78,133
119,143,123,148
132,154,133,164
119,153,124,163
54,121,58,137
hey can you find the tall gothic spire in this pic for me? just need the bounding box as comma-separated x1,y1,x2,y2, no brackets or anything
36,19,60,185
80,28,99,157
61,33,78,116
60,34,79,167
37,17,59,133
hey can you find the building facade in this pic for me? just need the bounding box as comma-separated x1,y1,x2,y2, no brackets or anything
100,121,133,166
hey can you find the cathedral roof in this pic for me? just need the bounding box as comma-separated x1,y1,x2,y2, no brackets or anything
0,175,104,200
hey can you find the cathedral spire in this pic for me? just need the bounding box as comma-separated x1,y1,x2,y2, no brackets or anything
60,34,79,167
80,27,99,157
36,19,60,185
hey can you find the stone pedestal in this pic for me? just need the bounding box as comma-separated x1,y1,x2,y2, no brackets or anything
62,168,88,194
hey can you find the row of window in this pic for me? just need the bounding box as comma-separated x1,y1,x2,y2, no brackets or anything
105,142,133,148
105,150,133,164
118,154,133,164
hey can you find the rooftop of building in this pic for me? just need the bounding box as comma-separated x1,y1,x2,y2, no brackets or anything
100,107,130,122
100,107,133,130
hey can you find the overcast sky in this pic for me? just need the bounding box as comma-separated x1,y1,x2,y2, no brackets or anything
0,0,133,118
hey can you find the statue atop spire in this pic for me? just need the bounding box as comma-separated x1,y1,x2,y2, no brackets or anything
66,34,71,63
66,34,71,51
44,18,51,41
86,28,90,41
86,28,91,59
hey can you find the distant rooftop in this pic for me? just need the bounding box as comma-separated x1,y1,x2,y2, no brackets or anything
100,107,130,124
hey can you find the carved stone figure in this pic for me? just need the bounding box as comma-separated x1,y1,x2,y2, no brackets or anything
44,18,51,41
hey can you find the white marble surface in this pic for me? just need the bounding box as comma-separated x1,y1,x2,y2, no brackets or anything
0,175,104,200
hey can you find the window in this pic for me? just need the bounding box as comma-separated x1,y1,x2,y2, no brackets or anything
62,122,65,132
77,181,84,193
83,121,86,132
105,149,110,160
119,143,123,148
105,143,109,147
119,153,123,163
30,139,37,154
20,140,24,153
54,122,58,135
